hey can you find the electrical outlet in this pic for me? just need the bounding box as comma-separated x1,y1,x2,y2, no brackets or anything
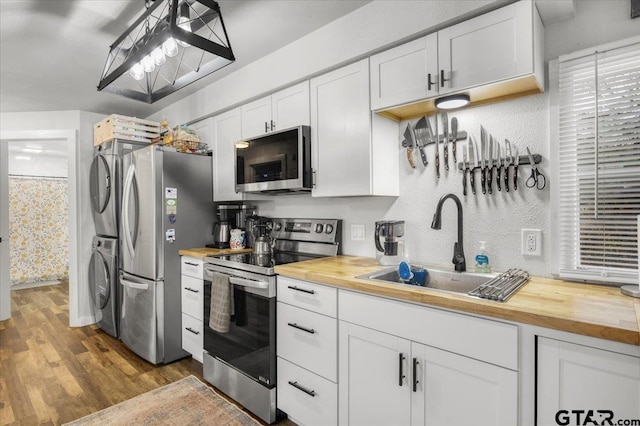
351,224,365,241
521,229,542,256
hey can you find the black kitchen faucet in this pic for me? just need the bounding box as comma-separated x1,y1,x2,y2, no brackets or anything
431,193,466,272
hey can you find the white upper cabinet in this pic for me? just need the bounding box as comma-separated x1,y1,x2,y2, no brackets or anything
310,59,399,197
370,34,438,111
241,81,310,140
212,108,243,202
371,0,543,120
438,0,539,94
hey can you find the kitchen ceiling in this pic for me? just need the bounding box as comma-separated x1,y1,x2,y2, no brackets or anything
0,0,371,118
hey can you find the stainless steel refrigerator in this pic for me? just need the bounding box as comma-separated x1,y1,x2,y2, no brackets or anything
119,145,214,364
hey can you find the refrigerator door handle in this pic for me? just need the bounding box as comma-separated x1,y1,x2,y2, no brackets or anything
120,277,149,290
122,163,136,258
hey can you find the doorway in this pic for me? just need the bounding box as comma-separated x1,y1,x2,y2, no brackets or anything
0,130,78,322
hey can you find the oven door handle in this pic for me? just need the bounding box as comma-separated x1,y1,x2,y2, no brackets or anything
204,267,269,290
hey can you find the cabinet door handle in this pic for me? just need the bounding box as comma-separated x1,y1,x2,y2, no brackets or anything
287,285,315,295
288,381,316,397
186,327,200,335
440,69,450,88
270,120,275,131
184,287,199,293
287,322,315,334
427,73,436,91
412,358,419,392
185,262,199,267
265,121,269,133
398,353,406,386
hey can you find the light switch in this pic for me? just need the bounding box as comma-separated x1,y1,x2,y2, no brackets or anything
351,224,365,241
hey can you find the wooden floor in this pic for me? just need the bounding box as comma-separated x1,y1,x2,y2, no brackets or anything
0,280,294,425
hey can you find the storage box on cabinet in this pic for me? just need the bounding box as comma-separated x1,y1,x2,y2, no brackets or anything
278,358,338,426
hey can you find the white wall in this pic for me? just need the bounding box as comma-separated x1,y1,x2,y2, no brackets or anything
0,110,105,326
154,0,637,277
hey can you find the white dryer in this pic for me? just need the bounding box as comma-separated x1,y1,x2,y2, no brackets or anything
88,236,119,338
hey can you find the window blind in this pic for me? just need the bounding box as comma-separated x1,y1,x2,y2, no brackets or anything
558,41,640,284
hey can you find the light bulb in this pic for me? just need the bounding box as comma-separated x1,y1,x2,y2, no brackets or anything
176,15,191,47
162,37,179,57
129,62,145,80
151,47,166,66
141,55,155,73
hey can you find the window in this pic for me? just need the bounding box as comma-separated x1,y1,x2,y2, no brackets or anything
557,38,640,284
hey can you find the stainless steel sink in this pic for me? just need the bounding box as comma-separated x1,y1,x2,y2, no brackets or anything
356,266,495,295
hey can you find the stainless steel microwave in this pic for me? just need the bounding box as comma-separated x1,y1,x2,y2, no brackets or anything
235,125,312,193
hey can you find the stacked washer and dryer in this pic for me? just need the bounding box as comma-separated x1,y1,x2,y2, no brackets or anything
88,140,146,338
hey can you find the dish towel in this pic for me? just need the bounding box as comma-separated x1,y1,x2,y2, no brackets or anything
209,272,233,333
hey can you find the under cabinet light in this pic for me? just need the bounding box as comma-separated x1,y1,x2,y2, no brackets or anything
435,94,471,110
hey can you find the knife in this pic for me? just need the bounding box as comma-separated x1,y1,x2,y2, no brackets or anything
513,147,520,190
451,117,458,165
471,136,478,195
414,116,429,167
504,139,512,192
403,123,416,169
442,112,449,171
487,134,493,194
462,142,468,196
496,140,502,192
427,116,439,179
480,126,486,194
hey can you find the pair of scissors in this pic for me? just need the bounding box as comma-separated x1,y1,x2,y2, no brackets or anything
525,147,546,190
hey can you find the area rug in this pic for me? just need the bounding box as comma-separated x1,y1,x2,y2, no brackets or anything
64,375,261,425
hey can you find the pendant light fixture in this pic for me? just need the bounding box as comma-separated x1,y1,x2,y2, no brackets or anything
435,94,471,110
98,0,235,104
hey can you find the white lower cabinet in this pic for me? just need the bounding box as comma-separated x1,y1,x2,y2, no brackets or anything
180,256,204,362
338,321,517,426
276,278,338,426
537,337,640,426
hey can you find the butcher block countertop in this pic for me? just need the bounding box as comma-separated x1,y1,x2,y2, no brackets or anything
274,255,640,346
179,247,253,258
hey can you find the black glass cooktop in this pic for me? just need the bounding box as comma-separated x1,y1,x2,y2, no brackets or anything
209,251,320,275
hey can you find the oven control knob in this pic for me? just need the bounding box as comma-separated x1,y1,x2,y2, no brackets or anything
325,224,334,234
315,224,323,233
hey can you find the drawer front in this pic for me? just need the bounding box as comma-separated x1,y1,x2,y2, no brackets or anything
181,275,203,320
277,302,337,382
339,290,518,370
277,277,337,317
181,313,203,362
181,256,203,279
277,357,337,426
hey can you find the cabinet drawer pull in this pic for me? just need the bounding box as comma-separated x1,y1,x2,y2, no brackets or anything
412,357,419,392
287,285,315,295
184,287,199,293
287,322,315,334
288,381,316,397
398,353,406,386
185,262,199,267
185,327,200,335
427,73,436,91
440,69,450,88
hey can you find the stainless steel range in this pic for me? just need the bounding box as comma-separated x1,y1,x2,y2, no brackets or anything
203,218,341,424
